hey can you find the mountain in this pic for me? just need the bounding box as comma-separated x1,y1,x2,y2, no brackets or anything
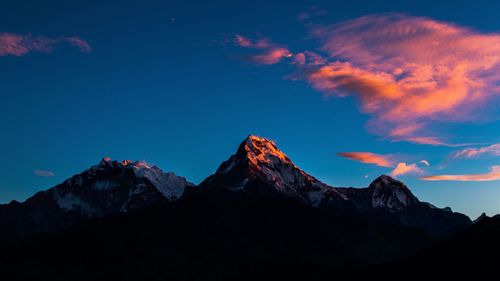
0,158,193,239
473,212,489,223
199,135,348,206
199,135,471,235
0,136,470,239
337,175,471,235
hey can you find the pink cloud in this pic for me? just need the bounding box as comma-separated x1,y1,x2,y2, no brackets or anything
451,143,500,158
292,51,326,66
337,152,393,167
233,34,292,65
304,14,500,144
0,33,91,57
232,14,500,145
34,169,55,177
421,166,500,181
391,162,423,177
420,160,430,166
65,37,92,52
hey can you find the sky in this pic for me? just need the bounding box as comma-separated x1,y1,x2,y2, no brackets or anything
1,0,500,218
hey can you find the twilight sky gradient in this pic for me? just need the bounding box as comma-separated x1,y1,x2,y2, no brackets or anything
1,0,499,218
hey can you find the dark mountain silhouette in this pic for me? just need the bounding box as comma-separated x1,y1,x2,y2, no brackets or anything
356,215,500,280
0,191,433,281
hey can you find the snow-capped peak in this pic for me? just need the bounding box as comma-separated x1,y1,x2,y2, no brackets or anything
98,158,193,200
133,164,193,200
243,135,294,167
204,135,346,205
53,158,193,215
230,135,317,186
369,175,418,210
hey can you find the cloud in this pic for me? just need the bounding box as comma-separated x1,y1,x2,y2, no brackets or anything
337,152,393,167
297,6,327,22
233,14,500,145
451,143,500,158
233,34,292,65
419,160,430,166
391,162,423,177
292,51,326,66
305,14,500,144
0,33,91,57
65,37,92,52
337,152,430,177
338,152,428,177
34,169,55,177
421,166,500,181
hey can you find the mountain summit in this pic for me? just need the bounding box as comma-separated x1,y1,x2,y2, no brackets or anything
200,135,347,205
369,175,419,209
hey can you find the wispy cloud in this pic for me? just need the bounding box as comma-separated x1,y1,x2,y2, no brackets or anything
233,14,500,145
34,169,55,177
391,162,423,177
233,34,292,65
292,51,326,66
337,152,393,167
65,37,92,52
297,6,327,22
420,160,430,166
338,151,429,177
451,143,500,158
0,33,91,57
421,166,500,181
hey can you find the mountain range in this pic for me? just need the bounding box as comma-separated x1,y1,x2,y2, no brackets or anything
0,135,493,281
0,135,470,239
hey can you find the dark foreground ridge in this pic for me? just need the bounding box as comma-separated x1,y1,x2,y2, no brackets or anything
0,192,433,281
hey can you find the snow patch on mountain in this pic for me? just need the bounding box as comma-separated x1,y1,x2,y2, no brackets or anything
54,191,97,216
134,164,191,200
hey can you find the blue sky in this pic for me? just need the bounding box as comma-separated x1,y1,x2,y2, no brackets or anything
1,0,500,218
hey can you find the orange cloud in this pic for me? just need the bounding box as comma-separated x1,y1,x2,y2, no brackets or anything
338,152,429,178
337,152,393,167
232,14,500,144
233,34,292,65
421,166,500,181
305,14,500,144
391,162,423,177
451,143,500,158
0,33,91,56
